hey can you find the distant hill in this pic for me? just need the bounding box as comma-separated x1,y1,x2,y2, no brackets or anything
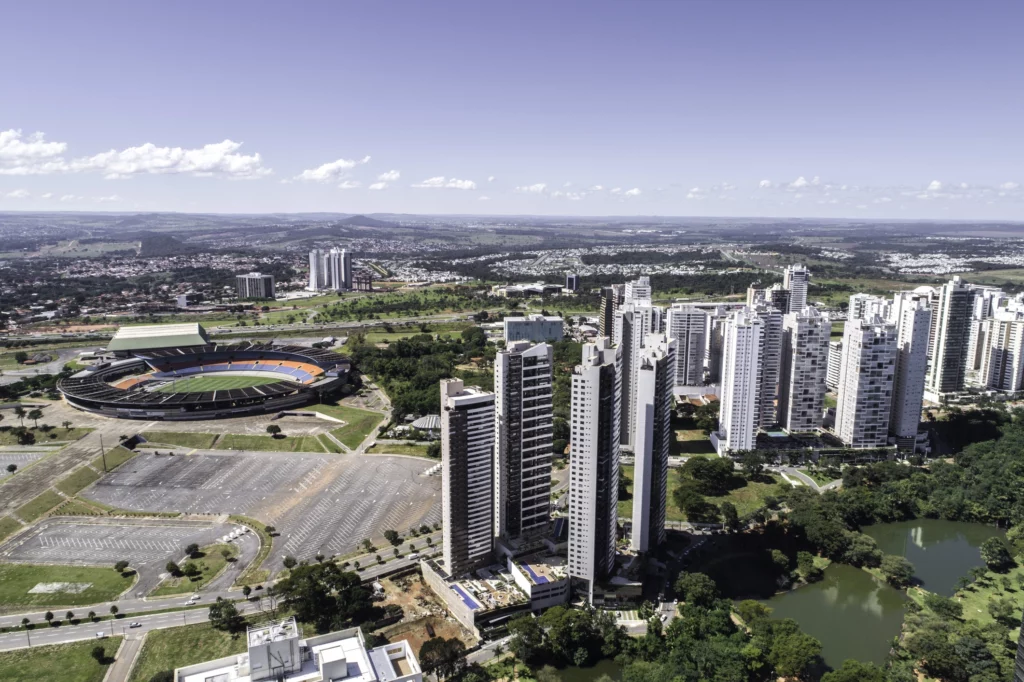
337,215,398,228
136,232,200,256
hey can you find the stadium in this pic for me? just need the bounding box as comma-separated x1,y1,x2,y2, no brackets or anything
57,324,350,420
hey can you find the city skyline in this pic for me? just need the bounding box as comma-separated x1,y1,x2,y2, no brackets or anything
1,0,1022,218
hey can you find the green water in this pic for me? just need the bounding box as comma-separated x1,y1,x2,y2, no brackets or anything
762,519,1001,668
553,658,622,681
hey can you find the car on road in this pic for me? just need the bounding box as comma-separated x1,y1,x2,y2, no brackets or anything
129,622,142,628
95,632,107,639
407,553,419,560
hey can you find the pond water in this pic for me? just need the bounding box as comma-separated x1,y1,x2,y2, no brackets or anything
552,658,622,681
762,519,1002,668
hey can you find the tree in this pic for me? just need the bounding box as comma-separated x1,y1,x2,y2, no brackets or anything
383,529,400,546
923,592,963,620
91,645,107,664
681,457,734,495
282,555,298,569
264,525,276,535
987,596,1018,626
362,538,374,552
182,561,201,579
740,450,766,478
979,537,1015,572
114,560,130,574
242,585,252,598
110,605,118,616
276,562,376,633
17,430,34,446
418,637,467,680
185,543,200,558
720,501,740,531
21,617,29,627
426,441,441,458
62,420,72,430
266,424,282,437
821,659,887,682
44,611,53,625
879,554,915,588
674,571,719,608
769,631,822,678
6,463,15,474
27,409,43,428
88,611,96,621
221,548,232,561
66,611,75,622
842,532,883,568
209,597,244,632
148,672,174,682
165,561,179,576
507,615,544,663
14,352,28,365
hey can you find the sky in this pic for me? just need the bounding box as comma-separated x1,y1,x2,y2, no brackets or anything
0,0,1022,219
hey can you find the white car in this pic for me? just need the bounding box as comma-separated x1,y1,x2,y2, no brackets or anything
129,622,142,628
95,632,107,639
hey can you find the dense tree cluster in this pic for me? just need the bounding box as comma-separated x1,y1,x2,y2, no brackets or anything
275,562,379,633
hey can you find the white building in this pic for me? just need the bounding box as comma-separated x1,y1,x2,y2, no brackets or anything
236,272,276,300
174,618,421,682
835,317,897,448
495,341,554,545
889,296,932,449
666,304,708,387
624,275,652,305
753,304,783,428
925,276,975,401
713,309,762,455
778,307,830,433
981,310,1024,393
441,378,496,576
503,315,564,343
826,340,843,392
966,287,1007,387
849,293,890,322
568,338,621,603
630,334,675,553
616,303,664,450
783,264,810,313
307,248,353,291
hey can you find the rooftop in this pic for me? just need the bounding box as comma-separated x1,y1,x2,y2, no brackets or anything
515,554,568,585
107,322,211,352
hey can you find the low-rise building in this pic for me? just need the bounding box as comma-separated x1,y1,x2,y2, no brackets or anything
502,315,564,343
420,558,531,639
508,553,571,611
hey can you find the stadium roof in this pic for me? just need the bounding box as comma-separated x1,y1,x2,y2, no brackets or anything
107,323,211,352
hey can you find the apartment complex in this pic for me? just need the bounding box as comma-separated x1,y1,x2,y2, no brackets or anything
778,306,830,433
889,299,932,447
598,284,624,338
714,309,762,454
616,303,663,450
503,315,564,343
666,304,708,387
235,272,275,300
925,276,975,400
307,248,352,292
835,318,898,448
783,264,810,313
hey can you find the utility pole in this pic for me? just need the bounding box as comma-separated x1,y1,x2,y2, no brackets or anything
25,627,30,647
100,434,107,473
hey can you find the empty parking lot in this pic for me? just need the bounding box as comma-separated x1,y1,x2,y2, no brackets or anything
84,450,440,565
0,451,50,479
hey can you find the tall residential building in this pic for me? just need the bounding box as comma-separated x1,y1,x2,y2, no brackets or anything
778,307,829,433
568,338,621,603
981,310,1024,392
440,379,496,576
705,307,730,383
624,276,652,305
889,299,932,449
616,304,663,449
308,248,327,291
666,304,708,387
966,287,1007,387
925,276,975,400
826,341,843,392
783,264,810,313
308,247,352,291
494,341,553,544
565,273,580,291
235,272,275,300
835,318,897,448
630,334,675,553
714,309,762,455
503,315,564,343
753,304,784,428
598,285,624,338
849,293,889,321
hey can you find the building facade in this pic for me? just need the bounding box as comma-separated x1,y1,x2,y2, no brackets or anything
835,318,897,448
494,341,554,544
890,299,931,448
568,338,621,603
624,276,652,305
503,315,564,343
565,273,580,291
307,247,352,291
666,304,708,387
714,309,762,454
441,378,496,576
236,272,275,300
616,303,663,450
981,311,1024,392
598,285,624,338
778,307,830,433
925,276,975,400
826,340,843,392
630,334,675,553
783,264,810,313
753,304,783,428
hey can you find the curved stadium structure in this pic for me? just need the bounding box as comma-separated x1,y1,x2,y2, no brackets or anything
58,341,350,420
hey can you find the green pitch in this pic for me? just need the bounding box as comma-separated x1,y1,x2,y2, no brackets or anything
155,375,284,393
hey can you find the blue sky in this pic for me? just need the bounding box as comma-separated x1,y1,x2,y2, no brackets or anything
1,0,1021,219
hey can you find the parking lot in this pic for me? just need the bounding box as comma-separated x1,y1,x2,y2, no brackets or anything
0,518,255,594
84,450,440,567
0,451,50,479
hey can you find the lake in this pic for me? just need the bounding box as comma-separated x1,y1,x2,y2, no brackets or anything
762,518,1002,667
552,658,621,681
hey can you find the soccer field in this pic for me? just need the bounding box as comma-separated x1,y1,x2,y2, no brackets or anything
155,375,285,393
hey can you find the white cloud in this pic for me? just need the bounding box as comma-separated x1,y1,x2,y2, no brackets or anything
4,189,30,199
624,188,642,197
1001,181,1019,190
551,190,585,201
412,176,477,190
0,130,68,175
337,180,362,190
368,182,388,191
95,195,121,203
588,185,604,191
40,192,52,199
758,180,773,188
478,195,491,201
377,170,400,182
59,194,82,202
487,176,495,183
610,187,622,195
790,176,809,189
927,180,943,191
72,140,271,179
295,155,370,183
515,183,547,194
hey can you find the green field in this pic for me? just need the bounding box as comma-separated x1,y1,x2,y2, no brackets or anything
214,434,326,453
155,375,284,393
56,466,101,496
0,426,92,446
0,564,135,608
312,403,384,449
0,638,122,682
365,442,432,457
16,489,64,522
140,431,219,449
618,466,785,522
149,544,238,597
0,516,23,542
671,429,716,456
92,445,137,471
128,622,246,682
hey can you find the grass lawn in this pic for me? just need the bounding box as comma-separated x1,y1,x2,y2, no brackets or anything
319,434,344,453
155,375,283,393
149,544,238,597
56,466,101,496
618,466,784,522
0,638,122,682
52,498,107,516
16,489,64,522
214,434,326,453
934,560,1024,629
92,445,136,472
0,515,23,542
797,467,837,486
140,431,218,449
0,426,92,446
128,622,246,682
672,429,716,456
313,403,384,449
365,442,432,457
0,564,134,607
824,393,838,409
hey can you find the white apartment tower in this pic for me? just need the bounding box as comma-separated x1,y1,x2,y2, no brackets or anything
666,304,708,387
925,276,975,400
308,249,327,291
568,338,621,603
966,288,1007,387
835,318,898,448
494,341,554,544
714,309,762,454
624,276,652,305
826,341,843,392
308,247,352,291
616,303,664,450
753,304,784,428
783,264,810,313
889,298,931,448
630,334,675,553
778,307,830,433
981,310,1024,393
440,379,496,576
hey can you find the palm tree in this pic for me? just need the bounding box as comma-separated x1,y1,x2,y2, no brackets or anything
62,420,71,430
27,409,43,428
14,406,25,426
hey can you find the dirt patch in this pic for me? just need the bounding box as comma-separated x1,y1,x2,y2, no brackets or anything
375,574,477,652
